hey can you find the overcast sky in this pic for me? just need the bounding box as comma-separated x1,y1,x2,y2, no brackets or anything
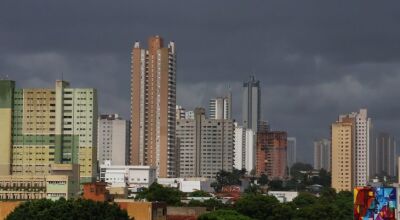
2,1,400,163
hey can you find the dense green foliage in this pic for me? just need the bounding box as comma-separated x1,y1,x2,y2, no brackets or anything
211,169,246,192
6,198,129,220
136,182,183,205
198,210,252,220
188,190,212,197
187,198,229,211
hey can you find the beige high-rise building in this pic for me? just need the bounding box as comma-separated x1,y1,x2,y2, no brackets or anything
331,109,371,192
130,36,177,178
331,120,354,192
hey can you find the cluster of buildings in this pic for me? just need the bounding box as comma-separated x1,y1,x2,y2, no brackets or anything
313,109,398,192
0,35,298,201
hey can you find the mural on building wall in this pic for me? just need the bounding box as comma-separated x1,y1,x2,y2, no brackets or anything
354,186,397,220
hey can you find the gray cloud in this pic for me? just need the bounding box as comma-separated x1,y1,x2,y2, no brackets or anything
2,0,400,162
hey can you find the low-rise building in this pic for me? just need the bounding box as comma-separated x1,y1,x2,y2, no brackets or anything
157,178,214,193
268,191,298,203
99,162,156,193
82,182,110,202
0,164,79,201
115,200,167,220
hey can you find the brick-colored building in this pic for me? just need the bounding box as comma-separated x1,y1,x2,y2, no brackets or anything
82,182,110,202
115,200,167,220
256,131,287,179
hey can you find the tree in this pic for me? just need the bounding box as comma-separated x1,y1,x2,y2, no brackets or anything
268,180,283,190
244,184,260,195
292,192,318,208
6,198,129,220
188,198,228,211
235,194,279,220
258,174,269,186
198,210,252,220
188,190,211,197
211,169,243,192
135,182,183,205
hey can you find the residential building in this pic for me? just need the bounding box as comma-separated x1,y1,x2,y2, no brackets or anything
313,139,331,171
97,114,130,166
116,200,167,220
370,133,397,178
209,92,232,120
268,191,299,203
234,123,255,173
256,131,287,179
242,76,261,133
287,137,297,170
82,182,110,202
0,163,80,201
185,111,194,120
0,80,97,183
176,105,186,120
99,161,156,192
176,108,234,178
130,35,177,178
331,109,371,191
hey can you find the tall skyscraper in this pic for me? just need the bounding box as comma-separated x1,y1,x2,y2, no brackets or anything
176,108,234,178
287,137,297,170
209,92,232,120
130,36,177,178
234,123,255,173
242,76,261,133
256,130,287,179
0,80,98,183
331,109,371,191
370,133,397,178
97,114,130,166
313,139,331,171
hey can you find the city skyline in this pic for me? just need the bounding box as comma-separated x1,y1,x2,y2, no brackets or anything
3,1,400,163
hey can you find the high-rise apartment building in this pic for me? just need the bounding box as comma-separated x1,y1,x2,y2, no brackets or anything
287,137,297,170
176,108,234,178
97,114,130,166
176,105,186,120
313,139,331,171
331,109,371,191
370,133,397,178
209,92,232,120
242,76,261,133
256,131,287,179
234,123,255,173
0,80,98,183
130,36,177,177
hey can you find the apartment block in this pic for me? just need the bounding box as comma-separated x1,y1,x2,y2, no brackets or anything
370,133,397,178
130,36,177,178
256,131,287,179
97,114,130,166
0,80,97,183
331,109,371,191
234,123,255,173
287,137,297,169
313,138,331,171
209,92,232,120
243,76,261,133
176,108,234,178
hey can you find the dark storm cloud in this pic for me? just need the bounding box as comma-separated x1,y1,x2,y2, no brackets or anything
2,0,400,162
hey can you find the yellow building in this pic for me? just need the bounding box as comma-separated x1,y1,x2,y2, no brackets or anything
0,80,97,183
331,119,354,192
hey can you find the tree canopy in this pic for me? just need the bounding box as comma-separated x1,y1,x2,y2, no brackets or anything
198,209,252,220
135,182,183,205
6,198,129,220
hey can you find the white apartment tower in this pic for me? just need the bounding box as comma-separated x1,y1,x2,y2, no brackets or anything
314,139,331,171
209,92,232,120
98,114,130,166
234,123,255,173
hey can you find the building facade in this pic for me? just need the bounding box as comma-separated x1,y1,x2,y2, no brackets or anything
234,123,255,173
370,133,397,178
176,108,234,178
99,162,156,192
176,105,186,120
97,114,130,166
287,137,297,170
331,120,354,192
0,80,97,183
209,92,232,120
256,131,287,179
313,139,331,171
331,109,371,191
130,36,177,178
242,76,261,133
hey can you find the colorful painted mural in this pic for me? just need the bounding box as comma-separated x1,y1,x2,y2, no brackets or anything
354,187,397,220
